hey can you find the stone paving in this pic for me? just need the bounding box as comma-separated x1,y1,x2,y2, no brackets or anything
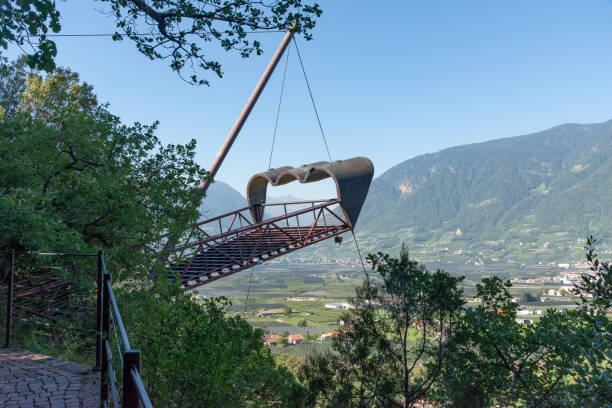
0,348,99,408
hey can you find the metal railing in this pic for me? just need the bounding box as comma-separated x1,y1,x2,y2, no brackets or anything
150,199,343,260
1,249,153,407
167,200,351,288
98,251,153,408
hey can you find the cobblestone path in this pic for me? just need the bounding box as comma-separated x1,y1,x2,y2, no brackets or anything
0,348,99,408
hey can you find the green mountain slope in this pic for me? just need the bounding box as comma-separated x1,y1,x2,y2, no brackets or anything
351,120,611,264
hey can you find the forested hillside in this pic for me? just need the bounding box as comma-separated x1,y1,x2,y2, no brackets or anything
360,120,611,238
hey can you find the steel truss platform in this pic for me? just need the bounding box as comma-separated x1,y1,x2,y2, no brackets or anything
162,200,351,289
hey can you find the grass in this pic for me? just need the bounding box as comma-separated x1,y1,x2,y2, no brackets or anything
1,318,97,366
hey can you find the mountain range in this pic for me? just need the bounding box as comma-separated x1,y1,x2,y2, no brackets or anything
199,180,247,219
201,119,612,267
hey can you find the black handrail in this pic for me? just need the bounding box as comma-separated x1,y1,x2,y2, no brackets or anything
131,367,154,407
99,251,153,408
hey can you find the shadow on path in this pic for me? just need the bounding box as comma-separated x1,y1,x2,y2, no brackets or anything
0,348,99,408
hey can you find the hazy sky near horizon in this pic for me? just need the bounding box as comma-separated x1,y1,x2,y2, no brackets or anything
6,1,612,199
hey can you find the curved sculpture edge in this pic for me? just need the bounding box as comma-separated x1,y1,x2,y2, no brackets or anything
246,157,374,227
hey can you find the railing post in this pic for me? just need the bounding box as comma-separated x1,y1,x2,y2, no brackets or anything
101,272,111,405
284,204,289,228
123,349,141,408
95,250,103,369
3,249,15,348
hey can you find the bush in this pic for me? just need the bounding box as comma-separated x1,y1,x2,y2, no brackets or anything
119,279,305,407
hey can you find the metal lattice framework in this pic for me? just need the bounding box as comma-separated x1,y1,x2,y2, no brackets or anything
163,200,351,289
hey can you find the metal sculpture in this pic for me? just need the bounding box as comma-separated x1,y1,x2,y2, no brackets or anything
247,157,373,226
166,156,373,289
158,25,375,289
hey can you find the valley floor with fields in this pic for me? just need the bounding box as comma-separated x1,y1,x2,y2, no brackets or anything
195,255,597,361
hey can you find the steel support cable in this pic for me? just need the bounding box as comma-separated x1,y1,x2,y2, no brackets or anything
268,45,291,169
351,230,371,285
244,266,255,315
292,37,333,162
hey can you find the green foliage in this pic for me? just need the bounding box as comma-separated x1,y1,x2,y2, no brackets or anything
337,310,353,326
119,279,305,407
275,354,304,376
575,235,612,311
297,318,308,327
0,59,206,274
0,56,29,117
436,274,611,407
0,1,61,71
0,1,322,84
566,236,612,405
284,306,293,316
299,247,464,407
0,59,314,407
298,242,611,407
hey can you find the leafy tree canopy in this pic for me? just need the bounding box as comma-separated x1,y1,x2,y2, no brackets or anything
0,57,206,273
299,247,464,408
575,235,612,311
437,275,611,407
0,0,322,84
0,57,308,406
121,279,306,407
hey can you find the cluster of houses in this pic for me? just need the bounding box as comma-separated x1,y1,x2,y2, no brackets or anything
543,287,573,297
514,307,572,324
511,270,592,286
255,301,354,319
517,307,543,316
264,334,304,346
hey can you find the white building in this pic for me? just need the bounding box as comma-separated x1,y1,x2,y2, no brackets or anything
324,302,354,310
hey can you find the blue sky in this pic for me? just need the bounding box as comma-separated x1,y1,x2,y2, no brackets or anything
6,1,612,199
